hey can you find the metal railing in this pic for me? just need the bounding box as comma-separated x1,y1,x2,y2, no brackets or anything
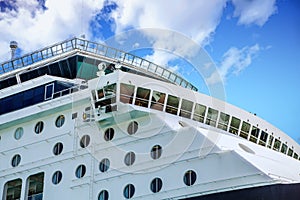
0,38,197,91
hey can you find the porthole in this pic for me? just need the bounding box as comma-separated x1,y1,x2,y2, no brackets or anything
183,170,197,186
55,115,65,128
150,177,163,193
11,154,21,167
52,171,62,185
123,184,135,199
150,145,162,160
99,158,110,172
34,121,44,134
80,135,90,148
104,128,114,141
98,190,109,200
127,121,138,135
75,164,86,178
14,127,24,140
53,142,63,155
124,151,136,166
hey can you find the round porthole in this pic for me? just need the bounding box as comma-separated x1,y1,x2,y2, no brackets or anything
127,121,138,135
55,115,65,128
53,142,63,155
183,170,197,186
52,171,62,185
14,127,24,140
150,177,163,193
98,190,109,200
123,184,135,199
11,154,21,167
151,145,162,160
80,135,90,148
99,158,110,172
104,128,114,141
34,121,44,134
75,164,86,178
124,151,136,166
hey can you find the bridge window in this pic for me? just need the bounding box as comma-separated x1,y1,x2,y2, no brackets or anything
3,178,22,200
288,148,293,157
120,83,135,104
229,117,241,135
294,153,299,159
240,121,250,139
135,87,150,108
217,112,230,131
95,84,116,108
273,138,281,151
179,99,193,119
150,91,165,111
259,131,268,146
26,172,44,200
205,108,218,127
267,135,274,148
281,143,287,154
193,103,206,123
250,126,260,143
166,95,179,115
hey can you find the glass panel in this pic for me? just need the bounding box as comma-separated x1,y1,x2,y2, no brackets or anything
120,83,135,104
26,172,44,200
205,108,218,127
229,117,241,135
135,87,150,108
4,178,22,200
150,91,165,111
240,121,250,139
217,112,230,131
179,99,193,119
267,135,274,148
259,131,268,146
166,95,179,115
273,138,281,151
250,126,260,143
193,103,206,123
288,148,293,157
281,144,287,154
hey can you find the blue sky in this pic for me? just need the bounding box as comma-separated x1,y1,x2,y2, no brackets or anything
0,0,299,143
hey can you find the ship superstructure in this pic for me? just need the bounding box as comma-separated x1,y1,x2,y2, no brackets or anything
0,38,299,200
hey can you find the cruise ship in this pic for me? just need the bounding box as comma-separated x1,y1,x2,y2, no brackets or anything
0,37,299,200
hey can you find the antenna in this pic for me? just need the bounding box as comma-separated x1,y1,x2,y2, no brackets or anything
10,41,18,60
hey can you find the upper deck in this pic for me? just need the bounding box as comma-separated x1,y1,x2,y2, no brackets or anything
0,37,197,92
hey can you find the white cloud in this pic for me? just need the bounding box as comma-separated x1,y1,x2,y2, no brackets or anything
110,0,227,71
207,44,260,85
232,0,277,26
0,0,104,61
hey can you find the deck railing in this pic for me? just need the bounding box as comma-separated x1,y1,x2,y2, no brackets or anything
0,38,197,91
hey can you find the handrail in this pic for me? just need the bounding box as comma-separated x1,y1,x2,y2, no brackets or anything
0,37,198,91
